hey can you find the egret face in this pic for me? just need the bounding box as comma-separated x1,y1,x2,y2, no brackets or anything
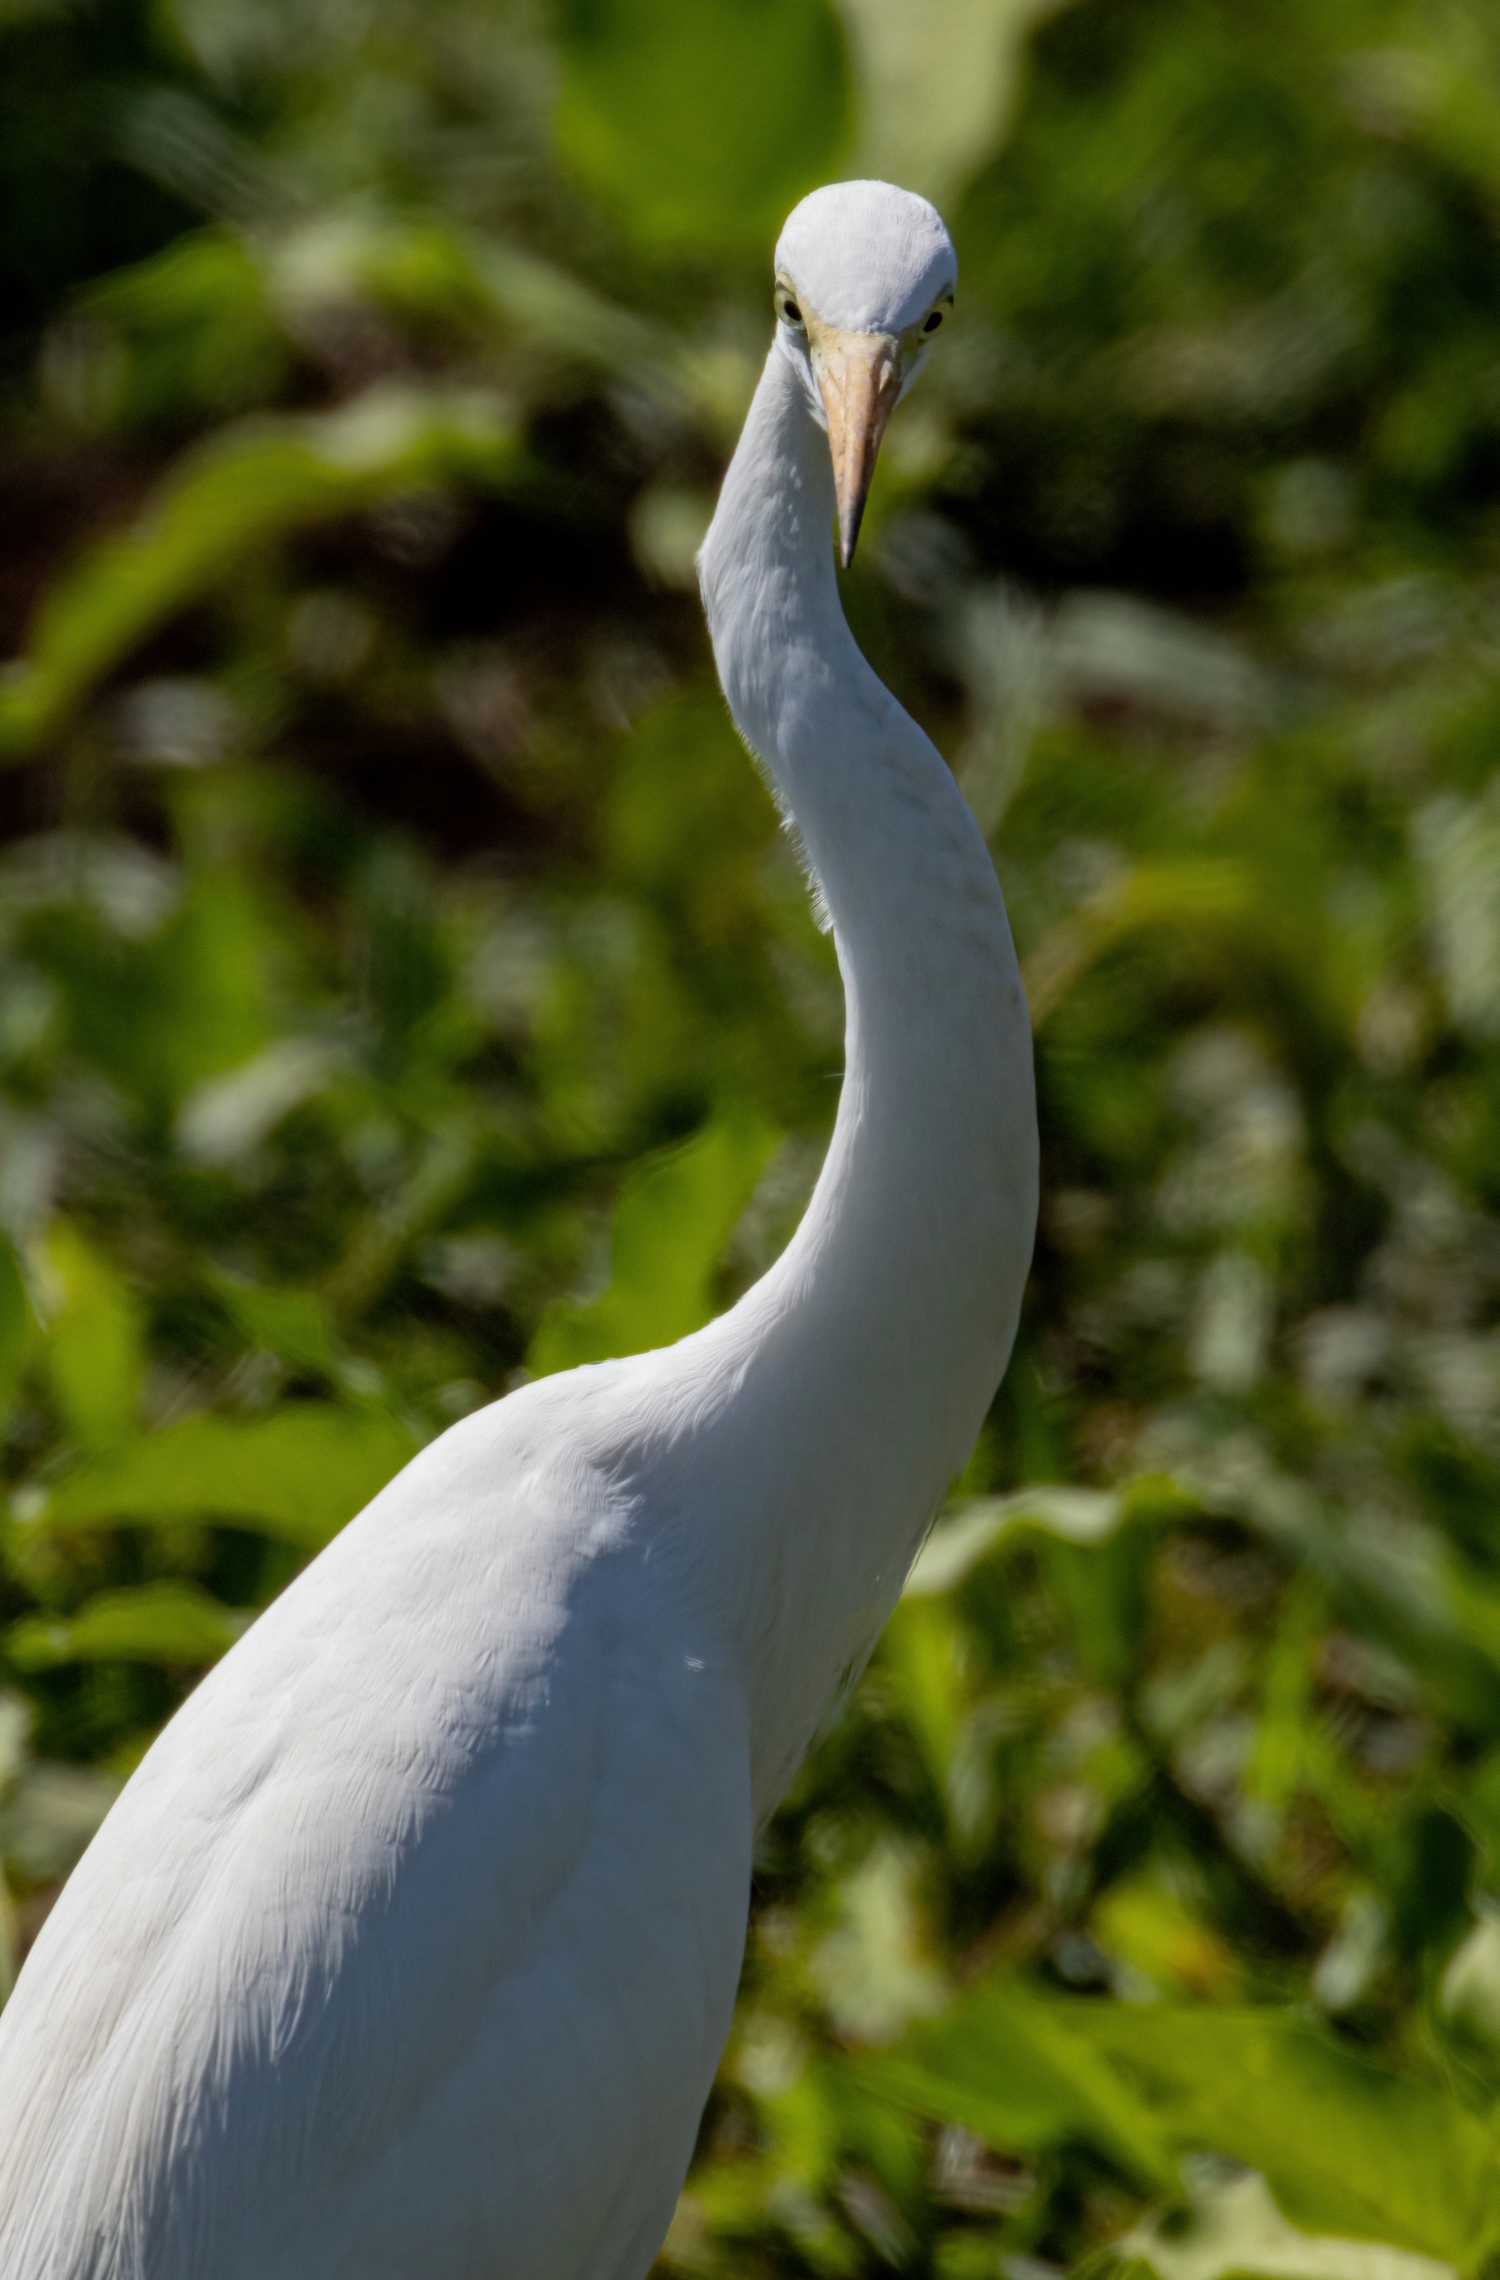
772,180,957,568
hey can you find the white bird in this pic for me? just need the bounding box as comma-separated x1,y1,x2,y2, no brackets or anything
0,180,1037,2280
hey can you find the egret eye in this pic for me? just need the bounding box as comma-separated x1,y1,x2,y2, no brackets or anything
923,308,945,334
778,295,804,328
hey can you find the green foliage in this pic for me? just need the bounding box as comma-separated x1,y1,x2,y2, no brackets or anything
0,389,519,754
873,1982,1500,2262
531,1109,778,1371
7,1582,249,1671
9,0,1500,2271
556,0,853,248
42,1224,144,1452
863,1981,1181,2193
38,1405,419,1547
0,1243,36,1422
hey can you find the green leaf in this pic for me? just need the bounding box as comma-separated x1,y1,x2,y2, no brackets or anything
1053,2000,1500,2266
554,0,853,249
0,386,518,757
0,1238,35,1420
212,1276,336,1379
841,0,1074,204
43,1223,144,1452
34,1405,419,1549
6,1581,249,1671
51,873,278,1116
1122,2169,1457,2280
871,1983,1500,2264
529,1108,778,1375
903,1475,1191,1596
84,227,287,425
859,1978,1178,2192
1023,860,1266,1028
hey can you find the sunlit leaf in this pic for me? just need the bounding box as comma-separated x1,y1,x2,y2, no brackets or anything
1053,2000,1500,2264
860,1977,1178,2191
1090,1874,1241,2000
841,0,1075,202
33,1405,419,1549
529,1108,778,1374
1122,2169,1456,2280
43,1223,144,1453
6,1581,249,1670
904,1474,1191,1595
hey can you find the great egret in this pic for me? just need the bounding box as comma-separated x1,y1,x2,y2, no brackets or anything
0,180,1037,2279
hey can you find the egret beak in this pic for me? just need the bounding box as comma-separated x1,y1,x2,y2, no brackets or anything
811,327,902,569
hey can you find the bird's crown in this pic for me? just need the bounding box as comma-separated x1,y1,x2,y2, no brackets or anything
774,181,956,337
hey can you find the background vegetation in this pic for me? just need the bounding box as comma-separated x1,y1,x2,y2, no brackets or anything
6,0,1500,2272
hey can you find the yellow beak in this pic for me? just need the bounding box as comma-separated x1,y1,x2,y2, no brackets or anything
811,327,902,569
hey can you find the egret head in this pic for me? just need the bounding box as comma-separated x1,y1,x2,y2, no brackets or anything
773,180,956,568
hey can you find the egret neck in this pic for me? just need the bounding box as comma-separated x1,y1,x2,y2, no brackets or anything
683,338,1039,1813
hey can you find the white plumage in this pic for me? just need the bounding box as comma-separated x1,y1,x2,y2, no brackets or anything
0,180,1037,2279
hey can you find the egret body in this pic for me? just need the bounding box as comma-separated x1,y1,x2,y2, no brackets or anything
0,181,1037,2279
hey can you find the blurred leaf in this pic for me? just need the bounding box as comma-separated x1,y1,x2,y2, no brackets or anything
1122,2169,1457,2280
554,0,852,248
1094,1877,1241,2003
0,1237,35,1420
0,386,519,755
809,1835,947,2041
529,1107,778,1373
1245,1575,1322,1811
873,1982,1500,2262
6,1581,249,1670
860,1976,1179,2191
43,871,277,1117
905,1475,1191,1595
905,1486,1121,1595
177,1038,349,1165
1055,2000,1500,2265
43,1223,144,1453
82,227,287,425
35,1404,419,1548
1023,861,1266,1028
841,0,1074,203
212,1276,335,1378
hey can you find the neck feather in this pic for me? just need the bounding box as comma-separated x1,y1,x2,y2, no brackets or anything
644,344,1036,1810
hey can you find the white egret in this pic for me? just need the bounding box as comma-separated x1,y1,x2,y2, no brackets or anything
0,179,1036,2279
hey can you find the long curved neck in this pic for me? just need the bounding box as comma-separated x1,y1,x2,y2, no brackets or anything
660,345,1036,1810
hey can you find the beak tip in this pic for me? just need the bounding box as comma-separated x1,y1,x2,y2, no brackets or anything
818,328,898,576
